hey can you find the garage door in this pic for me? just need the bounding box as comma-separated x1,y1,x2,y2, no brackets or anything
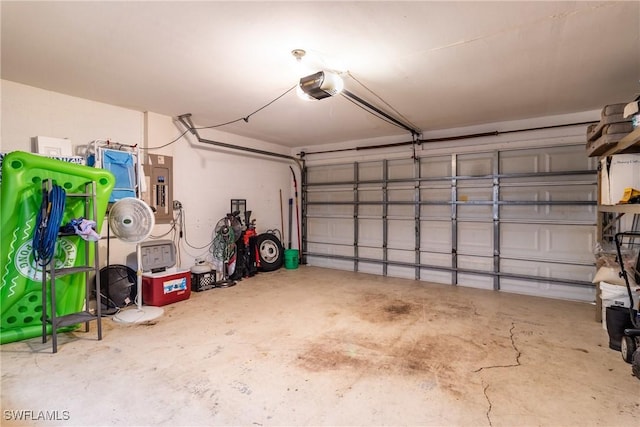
304,144,598,302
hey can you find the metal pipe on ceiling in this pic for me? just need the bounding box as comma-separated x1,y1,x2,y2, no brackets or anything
176,113,303,170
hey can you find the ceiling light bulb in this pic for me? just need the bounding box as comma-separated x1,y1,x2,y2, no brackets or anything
291,49,306,62
296,84,315,101
327,72,344,95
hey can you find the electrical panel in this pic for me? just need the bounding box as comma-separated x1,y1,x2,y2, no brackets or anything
144,154,173,224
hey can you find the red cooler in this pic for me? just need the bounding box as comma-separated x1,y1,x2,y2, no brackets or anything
135,240,191,307
142,270,191,307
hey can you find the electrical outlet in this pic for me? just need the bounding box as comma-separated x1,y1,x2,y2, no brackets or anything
173,200,182,210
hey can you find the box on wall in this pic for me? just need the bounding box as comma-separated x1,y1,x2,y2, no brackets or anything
600,154,640,205
142,270,191,306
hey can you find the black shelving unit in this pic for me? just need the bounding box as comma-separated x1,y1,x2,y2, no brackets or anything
40,179,102,353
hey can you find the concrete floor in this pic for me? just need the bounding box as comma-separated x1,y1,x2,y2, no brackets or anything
1,266,639,426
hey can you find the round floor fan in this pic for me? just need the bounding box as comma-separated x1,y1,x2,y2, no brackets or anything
211,214,241,286
108,197,164,323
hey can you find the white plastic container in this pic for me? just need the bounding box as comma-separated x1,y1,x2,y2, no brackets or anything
600,281,639,330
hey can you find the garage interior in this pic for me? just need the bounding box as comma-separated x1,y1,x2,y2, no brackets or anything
1,1,639,426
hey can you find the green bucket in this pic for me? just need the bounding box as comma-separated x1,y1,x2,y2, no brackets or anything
284,249,299,270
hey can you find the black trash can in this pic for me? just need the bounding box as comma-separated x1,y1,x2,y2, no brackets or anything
606,305,634,350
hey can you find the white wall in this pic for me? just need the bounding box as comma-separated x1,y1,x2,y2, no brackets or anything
156,116,300,267
1,80,300,272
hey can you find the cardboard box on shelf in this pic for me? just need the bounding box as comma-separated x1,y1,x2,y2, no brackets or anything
600,154,640,205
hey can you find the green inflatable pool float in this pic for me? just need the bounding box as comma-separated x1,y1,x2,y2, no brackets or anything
1,151,115,344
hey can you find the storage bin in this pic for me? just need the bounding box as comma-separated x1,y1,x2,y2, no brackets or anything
191,270,216,292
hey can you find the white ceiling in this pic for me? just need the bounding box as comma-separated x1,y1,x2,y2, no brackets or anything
2,1,639,148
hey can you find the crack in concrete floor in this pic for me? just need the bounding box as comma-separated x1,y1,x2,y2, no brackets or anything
474,322,523,426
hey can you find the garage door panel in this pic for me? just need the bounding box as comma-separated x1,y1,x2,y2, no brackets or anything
388,220,414,249
359,189,383,216
421,155,451,178
547,147,593,172
307,242,353,257
388,204,414,217
500,279,595,302
458,205,492,219
500,258,594,283
307,164,354,183
359,219,382,246
359,189,382,202
388,248,414,263
458,153,493,176
421,251,451,266
358,262,383,275
359,204,383,217
546,225,595,263
358,246,383,259
421,204,451,219
388,159,415,179
308,204,352,216
499,151,541,174
499,145,590,173
501,223,595,263
458,273,493,290
458,254,493,272
501,184,594,202
500,204,595,222
307,189,352,203
458,222,493,255
308,256,354,271
308,218,353,245
420,220,451,251
359,161,383,181
421,187,450,202
387,265,416,280
388,188,414,202
420,269,453,284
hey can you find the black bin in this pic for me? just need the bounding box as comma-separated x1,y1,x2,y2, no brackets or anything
606,305,634,350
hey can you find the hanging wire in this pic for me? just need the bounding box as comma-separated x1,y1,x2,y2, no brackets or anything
179,208,214,251
149,217,178,239
193,85,297,129
142,129,191,151
143,85,297,150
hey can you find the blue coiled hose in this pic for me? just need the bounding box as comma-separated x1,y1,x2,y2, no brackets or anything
33,184,66,266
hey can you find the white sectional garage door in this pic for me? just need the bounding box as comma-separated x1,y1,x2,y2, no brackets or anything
304,143,598,302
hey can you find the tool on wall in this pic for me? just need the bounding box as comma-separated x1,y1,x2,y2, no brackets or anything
289,166,301,261
279,189,285,249
288,198,293,249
